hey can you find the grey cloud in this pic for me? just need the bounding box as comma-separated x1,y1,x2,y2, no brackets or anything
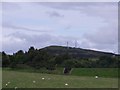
94,43,117,51
35,2,117,10
3,30,118,54
87,26,117,44
64,26,71,30
3,23,51,32
6,32,53,44
2,2,21,11
85,32,117,45
80,39,117,53
3,32,78,54
46,11,64,18
82,25,118,53
36,2,117,22
3,32,53,54
80,40,91,49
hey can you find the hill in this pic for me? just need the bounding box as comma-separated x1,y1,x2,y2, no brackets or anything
41,45,117,59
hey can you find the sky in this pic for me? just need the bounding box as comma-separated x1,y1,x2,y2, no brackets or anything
1,2,118,54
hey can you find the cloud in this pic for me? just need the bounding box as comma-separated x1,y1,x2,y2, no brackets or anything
81,24,118,53
36,2,105,10
2,34,26,54
64,25,71,30
37,2,117,22
36,2,117,11
3,23,53,33
85,29,117,45
2,32,78,54
46,11,64,18
2,2,21,11
2,2,118,54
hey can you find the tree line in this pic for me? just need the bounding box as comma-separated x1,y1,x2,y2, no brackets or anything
2,46,119,70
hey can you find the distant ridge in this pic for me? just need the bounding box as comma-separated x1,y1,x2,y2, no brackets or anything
40,45,118,59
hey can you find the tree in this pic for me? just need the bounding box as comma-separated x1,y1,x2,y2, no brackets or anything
28,46,35,52
14,50,25,64
9,50,25,68
2,51,10,67
55,53,71,66
46,58,56,70
63,59,75,74
26,46,38,66
63,59,75,68
32,53,43,69
96,56,116,68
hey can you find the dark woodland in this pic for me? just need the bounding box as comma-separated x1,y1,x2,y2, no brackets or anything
1,46,120,70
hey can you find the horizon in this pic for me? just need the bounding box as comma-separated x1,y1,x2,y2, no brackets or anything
1,2,118,54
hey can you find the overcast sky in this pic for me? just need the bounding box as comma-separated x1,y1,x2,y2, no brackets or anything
1,2,118,54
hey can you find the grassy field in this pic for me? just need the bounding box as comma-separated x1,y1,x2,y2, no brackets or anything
3,68,120,78
3,68,119,78
0,68,2,90
2,68,118,88
71,68,119,78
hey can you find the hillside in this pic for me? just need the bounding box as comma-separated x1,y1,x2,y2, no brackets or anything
41,45,117,59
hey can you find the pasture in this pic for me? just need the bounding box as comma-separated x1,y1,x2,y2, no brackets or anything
2,68,118,88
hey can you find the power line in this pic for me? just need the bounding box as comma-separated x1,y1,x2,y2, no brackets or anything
67,41,69,49
75,40,77,48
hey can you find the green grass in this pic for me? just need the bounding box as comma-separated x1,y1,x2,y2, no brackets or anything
71,68,119,78
0,68,2,90
2,67,64,75
3,68,119,78
2,69,118,88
